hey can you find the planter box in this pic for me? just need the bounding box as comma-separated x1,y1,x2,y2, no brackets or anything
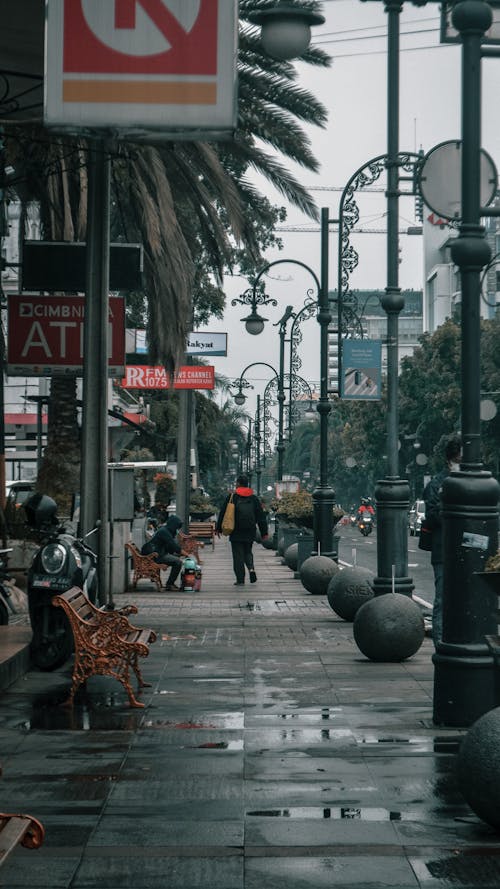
295,533,315,576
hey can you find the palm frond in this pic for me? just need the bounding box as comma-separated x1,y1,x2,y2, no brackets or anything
126,148,193,370
231,136,320,220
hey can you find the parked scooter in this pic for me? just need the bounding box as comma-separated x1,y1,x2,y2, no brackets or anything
24,493,98,670
180,556,202,592
357,514,373,537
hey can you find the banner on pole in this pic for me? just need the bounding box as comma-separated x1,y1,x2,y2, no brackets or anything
341,340,382,400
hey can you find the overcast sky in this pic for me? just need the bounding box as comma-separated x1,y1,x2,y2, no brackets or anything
206,1,500,415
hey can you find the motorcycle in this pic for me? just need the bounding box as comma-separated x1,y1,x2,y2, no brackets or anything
24,493,99,670
357,514,374,537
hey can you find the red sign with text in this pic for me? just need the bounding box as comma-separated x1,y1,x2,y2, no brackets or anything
121,365,215,389
7,294,125,376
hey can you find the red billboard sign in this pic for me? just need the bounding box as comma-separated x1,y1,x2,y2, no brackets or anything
7,295,125,376
45,1,237,136
121,365,215,389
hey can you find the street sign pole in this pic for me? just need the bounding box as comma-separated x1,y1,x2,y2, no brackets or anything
80,141,110,606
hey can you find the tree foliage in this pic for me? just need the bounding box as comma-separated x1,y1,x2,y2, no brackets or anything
277,316,500,508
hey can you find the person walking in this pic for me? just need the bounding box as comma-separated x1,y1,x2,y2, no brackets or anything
141,514,188,591
423,435,462,647
216,475,269,585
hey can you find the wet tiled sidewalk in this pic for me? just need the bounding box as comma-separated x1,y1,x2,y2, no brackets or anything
1,538,500,887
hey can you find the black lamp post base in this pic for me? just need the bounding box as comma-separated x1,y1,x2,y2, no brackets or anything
433,469,499,727
433,645,496,727
373,477,413,598
312,485,336,557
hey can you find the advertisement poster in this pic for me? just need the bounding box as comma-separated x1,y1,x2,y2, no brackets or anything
341,340,382,400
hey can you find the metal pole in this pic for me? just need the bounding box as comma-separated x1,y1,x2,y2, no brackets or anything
81,141,110,606
255,394,262,497
433,0,499,727
372,1,413,598
277,315,288,483
177,386,192,531
0,132,6,512
312,207,335,556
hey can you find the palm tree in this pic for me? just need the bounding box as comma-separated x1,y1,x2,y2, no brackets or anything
4,6,330,507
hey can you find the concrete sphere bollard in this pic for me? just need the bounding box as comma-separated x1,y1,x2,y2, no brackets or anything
284,543,298,571
457,707,500,830
277,535,286,556
262,536,276,550
300,555,340,595
327,566,374,621
353,593,424,661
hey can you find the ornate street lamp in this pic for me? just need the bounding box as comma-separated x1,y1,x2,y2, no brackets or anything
248,3,325,60
233,252,336,557
230,360,284,479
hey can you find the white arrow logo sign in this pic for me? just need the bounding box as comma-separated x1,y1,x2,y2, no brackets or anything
81,0,201,57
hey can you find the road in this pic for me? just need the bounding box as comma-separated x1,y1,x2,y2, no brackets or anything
336,521,435,613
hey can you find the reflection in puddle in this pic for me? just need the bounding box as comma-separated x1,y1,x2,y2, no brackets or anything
17,694,144,732
184,740,244,751
247,806,403,820
359,735,461,754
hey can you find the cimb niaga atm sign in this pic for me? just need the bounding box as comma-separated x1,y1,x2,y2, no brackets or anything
45,1,237,136
7,295,125,376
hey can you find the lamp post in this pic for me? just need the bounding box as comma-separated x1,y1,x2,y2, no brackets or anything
254,395,262,497
232,248,336,557
433,1,500,727
249,1,419,597
230,360,284,481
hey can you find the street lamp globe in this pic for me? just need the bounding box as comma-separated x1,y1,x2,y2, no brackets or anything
242,310,266,336
248,4,324,60
234,391,246,406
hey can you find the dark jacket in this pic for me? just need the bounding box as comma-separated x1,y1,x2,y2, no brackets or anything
423,468,448,565
216,486,268,543
141,515,183,561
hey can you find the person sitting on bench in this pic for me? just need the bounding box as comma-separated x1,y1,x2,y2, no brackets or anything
141,515,188,591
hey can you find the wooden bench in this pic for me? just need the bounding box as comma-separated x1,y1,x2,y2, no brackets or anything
52,586,157,709
125,541,167,591
178,530,204,564
0,766,44,867
0,812,45,866
188,521,216,551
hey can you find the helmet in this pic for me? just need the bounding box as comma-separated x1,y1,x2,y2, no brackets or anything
24,494,58,529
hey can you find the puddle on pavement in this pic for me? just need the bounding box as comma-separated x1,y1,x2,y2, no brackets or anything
193,678,241,683
183,740,244,751
254,708,344,723
143,712,244,730
247,806,404,820
17,693,145,731
359,735,462,753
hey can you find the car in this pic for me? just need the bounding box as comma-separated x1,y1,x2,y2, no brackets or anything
408,499,425,536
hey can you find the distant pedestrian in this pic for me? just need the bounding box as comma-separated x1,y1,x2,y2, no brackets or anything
216,475,269,585
141,514,189,591
423,435,462,647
